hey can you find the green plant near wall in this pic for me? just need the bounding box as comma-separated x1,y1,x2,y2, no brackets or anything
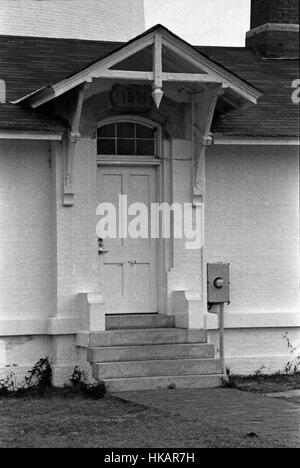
0,357,52,397
70,366,106,399
70,366,87,387
24,357,52,389
0,370,18,396
0,360,106,399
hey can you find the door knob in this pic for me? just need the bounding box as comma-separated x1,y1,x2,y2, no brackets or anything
98,238,109,256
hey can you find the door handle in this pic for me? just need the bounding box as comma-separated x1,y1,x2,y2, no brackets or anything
98,238,109,256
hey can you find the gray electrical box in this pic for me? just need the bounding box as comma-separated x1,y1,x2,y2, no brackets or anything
207,263,230,304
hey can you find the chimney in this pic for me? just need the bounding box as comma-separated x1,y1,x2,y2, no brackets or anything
246,0,299,57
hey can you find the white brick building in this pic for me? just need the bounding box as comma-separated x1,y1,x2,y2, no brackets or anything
0,0,299,391
0,0,145,41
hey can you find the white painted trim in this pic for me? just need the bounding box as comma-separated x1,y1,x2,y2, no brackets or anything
162,73,223,83
93,70,226,87
153,33,163,89
0,318,80,337
213,136,300,146
94,70,154,80
97,115,161,131
97,160,161,167
246,23,299,39
90,70,220,84
206,312,300,330
0,131,63,140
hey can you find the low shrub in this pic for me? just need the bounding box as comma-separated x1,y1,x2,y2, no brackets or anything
0,361,106,399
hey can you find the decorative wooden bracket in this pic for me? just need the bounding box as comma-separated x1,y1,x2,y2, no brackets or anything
191,85,226,206
152,33,164,109
63,80,91,206
63,131,80,206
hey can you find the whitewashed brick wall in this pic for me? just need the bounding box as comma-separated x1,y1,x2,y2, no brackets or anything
0,0,145,41
205,145,300,315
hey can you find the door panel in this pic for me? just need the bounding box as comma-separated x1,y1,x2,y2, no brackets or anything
97,166,158,314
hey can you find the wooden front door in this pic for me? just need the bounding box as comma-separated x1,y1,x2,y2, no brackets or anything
97,165,158,314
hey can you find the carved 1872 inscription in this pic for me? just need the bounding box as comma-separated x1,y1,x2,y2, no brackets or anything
111,84,152,110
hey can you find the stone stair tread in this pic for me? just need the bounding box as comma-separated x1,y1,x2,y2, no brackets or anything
95,357,219,364
102,327,190,332
107,313,160,316
89,328,207,347
92,327,204,332
90,342,212,349
88,342,215,363
106,314,176,330
104,373,223,381
101,374,224,392
106,314,163,319
106,313,159,316
92,358,221,379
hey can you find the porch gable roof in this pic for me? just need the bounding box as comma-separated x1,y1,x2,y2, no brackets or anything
12,24,263,109
0,28,298,137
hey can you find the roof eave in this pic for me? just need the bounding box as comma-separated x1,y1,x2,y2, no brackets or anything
0,129,63,140
213,134,300,145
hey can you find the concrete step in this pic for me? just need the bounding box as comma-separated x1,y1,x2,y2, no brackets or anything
106,314,175,330
89,328,207,347
92,358,221,379
88,343,215,363
102,374,223,392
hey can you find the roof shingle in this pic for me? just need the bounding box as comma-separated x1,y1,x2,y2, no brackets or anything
0,103,64,132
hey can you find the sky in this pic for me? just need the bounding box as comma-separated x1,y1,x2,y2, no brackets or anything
144,0,251,46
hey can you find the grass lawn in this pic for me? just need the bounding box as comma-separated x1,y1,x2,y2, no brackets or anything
1,374,299,448
0,393,275,448
224,372,300,394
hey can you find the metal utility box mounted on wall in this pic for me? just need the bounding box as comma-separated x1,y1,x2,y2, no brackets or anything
207,263,230,376
207,263,230,305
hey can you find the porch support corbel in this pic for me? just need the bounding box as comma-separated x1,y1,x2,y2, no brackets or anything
63,131,80,206
191,84,226,205
62,80,91,206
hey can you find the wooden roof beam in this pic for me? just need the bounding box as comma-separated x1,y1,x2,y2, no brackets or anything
92,70,224,84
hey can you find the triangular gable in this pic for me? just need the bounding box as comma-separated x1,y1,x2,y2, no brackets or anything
13,24,263,108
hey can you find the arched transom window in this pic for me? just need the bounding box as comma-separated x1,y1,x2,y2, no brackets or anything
97,121,156,156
